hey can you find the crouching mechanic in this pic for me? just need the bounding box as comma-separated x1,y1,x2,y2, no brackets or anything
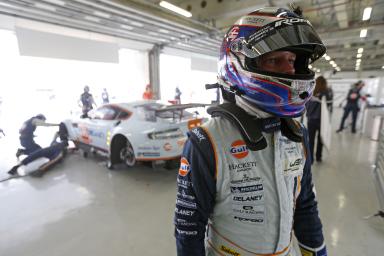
17,114,59,157
174,7,327,256
8,123,69,177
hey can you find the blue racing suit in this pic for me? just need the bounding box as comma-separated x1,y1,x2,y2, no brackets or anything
174,115,326,256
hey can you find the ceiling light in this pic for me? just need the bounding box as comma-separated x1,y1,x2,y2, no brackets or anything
131,21,144,27
35,3,56,11
159,29,170,34
330,60,335,65
362,7,372,21
44,0,66,5
159,1,192,18
357,48,364,53
94,11,110,18
325,56,331,61
360,29,367,38
382,66,384,69
308,65,312,69
84,16,100,22
121,24,133,30
322,54,328,58
356,53,362,58
356,59,361,63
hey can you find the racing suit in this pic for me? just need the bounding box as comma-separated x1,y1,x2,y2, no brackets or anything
174,105,326,256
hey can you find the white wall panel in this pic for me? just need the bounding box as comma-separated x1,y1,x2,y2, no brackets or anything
16,27,119,63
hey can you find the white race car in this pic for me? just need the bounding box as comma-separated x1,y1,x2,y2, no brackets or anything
62,101,208,169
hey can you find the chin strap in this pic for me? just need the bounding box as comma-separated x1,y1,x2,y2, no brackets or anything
207,103,303,151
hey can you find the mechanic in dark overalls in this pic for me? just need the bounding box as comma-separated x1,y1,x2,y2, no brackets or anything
336,80,365,133
80,85,96,118
17,114,59,157
9,123,69,176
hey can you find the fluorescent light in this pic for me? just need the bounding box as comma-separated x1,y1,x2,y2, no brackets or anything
84,16,100,22
357,48,364,53
362,7,372,21
159,1,192,18
94,11,110,18
325,56,331,61
44,0,66,5
35,3,56,11
159,29,170,34
148,32,159,36
356,59,361,63
360,29,367,38
121,24,133,30
131,21,144,27
356,53,362,58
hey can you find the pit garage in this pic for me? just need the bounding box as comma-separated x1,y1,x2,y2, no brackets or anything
1,1,384,255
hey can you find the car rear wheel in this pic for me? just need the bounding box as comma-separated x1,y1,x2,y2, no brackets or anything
118,141,136,167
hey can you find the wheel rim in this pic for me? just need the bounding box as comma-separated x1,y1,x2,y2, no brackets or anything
120,143,136,167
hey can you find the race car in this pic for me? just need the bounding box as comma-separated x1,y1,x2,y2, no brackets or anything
62,100,209,169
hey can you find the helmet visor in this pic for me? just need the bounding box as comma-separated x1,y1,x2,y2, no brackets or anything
230,19,326,62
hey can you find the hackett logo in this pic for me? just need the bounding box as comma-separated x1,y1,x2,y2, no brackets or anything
179,157,190,177
230,140,248,159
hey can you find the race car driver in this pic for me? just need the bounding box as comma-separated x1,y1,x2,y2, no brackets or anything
16,114,59,157
174,6,327,256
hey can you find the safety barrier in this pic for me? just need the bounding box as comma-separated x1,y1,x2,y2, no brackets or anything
371,126,384,217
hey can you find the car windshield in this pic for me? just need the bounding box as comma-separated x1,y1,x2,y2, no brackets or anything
135,103,193,122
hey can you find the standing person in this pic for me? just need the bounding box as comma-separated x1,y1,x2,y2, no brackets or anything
80,85,96,118
336,80,365,133
142,84,153,100
16,114,59,157
174,7,327,256
175,86,182,104
101,88,109,104
306,76,328,163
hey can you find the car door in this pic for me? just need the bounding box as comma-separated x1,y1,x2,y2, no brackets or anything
85,106,118,151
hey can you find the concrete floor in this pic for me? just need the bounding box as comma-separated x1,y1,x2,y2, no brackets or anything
1,110,384,256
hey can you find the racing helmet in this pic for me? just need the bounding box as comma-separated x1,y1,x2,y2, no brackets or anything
218,7,326,117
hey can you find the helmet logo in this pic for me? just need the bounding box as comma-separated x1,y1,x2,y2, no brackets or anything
179,157,190,176
230,140,248,159
227,26,239,41
274,18,310,27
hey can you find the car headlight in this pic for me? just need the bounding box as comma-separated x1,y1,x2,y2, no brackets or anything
148,128,184,140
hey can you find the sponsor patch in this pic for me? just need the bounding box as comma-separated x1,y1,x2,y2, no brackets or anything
179,157,190,177
176,199,197,209
228,161,256,172
191,128,206,142
230,184,263,193
230,140,248,159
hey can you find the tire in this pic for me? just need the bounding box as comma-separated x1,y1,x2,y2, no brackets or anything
119,140,136,167
111,136,136,168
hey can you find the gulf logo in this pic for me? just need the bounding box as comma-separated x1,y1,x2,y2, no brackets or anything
179,157,190,177
230,140,248,159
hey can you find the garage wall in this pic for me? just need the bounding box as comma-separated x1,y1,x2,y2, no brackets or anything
16,27,119,63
